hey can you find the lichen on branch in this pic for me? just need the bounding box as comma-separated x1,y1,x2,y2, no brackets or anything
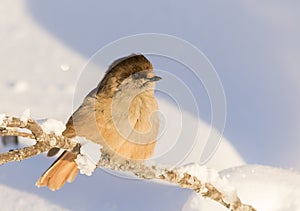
0,114,256,211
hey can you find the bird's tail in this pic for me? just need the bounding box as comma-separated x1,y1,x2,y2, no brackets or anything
36,151,78,191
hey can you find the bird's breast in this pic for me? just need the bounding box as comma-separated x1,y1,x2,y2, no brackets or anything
96,93,159,160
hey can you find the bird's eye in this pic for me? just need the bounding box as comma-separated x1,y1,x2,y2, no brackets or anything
132,72,143,80
133,71,149,80
114,87,121,94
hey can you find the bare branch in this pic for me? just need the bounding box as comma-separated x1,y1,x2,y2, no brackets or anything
0,115,256,211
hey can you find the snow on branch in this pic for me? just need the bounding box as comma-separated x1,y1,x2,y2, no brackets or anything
0,114,256,211
0,114,78,164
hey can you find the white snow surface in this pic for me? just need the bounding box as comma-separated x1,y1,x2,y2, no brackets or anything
221,165,300,211
0,113,6,126
1,1,300,210
75,154,97,176
177,163,237,204
20,108,31,123
0,184,69,211
40,119,66,136
183,165,300,211
74,136,102,176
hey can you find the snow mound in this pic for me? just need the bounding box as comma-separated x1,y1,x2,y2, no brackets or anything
178,163,237,205
222,165,300,211
183,165,300,211
0,184,69,211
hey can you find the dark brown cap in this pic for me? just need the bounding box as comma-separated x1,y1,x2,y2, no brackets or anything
97,54,153,97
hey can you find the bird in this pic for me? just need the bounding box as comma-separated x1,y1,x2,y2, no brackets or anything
36,54,161,191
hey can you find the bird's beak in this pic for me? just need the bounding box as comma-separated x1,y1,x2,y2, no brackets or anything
149,76,162,81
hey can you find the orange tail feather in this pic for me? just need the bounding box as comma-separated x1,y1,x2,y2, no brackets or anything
36,151,78,191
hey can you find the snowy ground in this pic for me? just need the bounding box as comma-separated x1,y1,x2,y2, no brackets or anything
1,1,300,210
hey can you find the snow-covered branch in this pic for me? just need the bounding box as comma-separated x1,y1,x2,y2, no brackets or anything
0,114,78,165
97,155,256,211
0,114,256,211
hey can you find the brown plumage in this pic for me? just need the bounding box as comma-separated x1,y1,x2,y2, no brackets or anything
36,54,160,191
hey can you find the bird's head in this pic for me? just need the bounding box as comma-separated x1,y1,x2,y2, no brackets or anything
96,54,161,98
